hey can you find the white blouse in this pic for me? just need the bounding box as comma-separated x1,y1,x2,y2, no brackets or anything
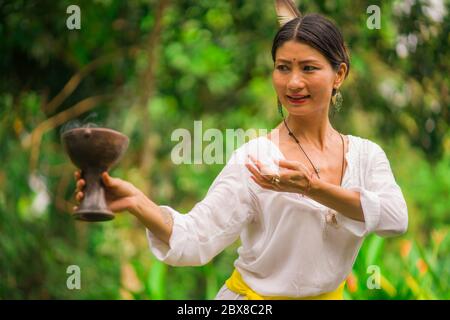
146,135,408,297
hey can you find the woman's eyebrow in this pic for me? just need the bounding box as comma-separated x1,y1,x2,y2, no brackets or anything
276,58,321,64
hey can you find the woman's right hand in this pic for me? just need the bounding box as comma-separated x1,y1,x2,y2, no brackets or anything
73,170,143,215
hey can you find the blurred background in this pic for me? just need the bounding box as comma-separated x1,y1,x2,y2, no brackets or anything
0,0,449,299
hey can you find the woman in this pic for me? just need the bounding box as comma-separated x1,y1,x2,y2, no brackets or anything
74,4,408,300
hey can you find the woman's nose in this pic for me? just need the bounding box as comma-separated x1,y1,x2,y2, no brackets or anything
287,73,305,91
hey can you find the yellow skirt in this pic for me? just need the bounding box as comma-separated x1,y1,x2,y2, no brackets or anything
225,269,345,300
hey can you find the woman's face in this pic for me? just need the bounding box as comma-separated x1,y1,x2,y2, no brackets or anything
272,40,346,116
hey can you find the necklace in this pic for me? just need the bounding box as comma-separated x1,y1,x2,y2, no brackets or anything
282,118,345,185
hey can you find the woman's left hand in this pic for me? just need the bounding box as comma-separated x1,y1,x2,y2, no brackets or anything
245,154,313,195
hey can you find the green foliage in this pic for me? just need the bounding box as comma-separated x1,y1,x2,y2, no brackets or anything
0,0,448,299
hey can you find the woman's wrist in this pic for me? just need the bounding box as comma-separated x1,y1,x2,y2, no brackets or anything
303,172,320,197
129,190,148,217
128,191,173,244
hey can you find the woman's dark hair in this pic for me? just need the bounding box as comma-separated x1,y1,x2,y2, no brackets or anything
271,13,350,79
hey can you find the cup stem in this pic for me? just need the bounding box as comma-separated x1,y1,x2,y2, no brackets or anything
75,168,114,221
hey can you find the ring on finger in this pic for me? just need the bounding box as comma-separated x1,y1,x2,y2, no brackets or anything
271,175,281,185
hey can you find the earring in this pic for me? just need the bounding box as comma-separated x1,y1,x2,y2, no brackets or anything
277,97,284,118
332,89,343,112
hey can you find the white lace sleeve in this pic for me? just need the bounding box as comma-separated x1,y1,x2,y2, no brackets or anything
336,142,408,238
146,149,256,266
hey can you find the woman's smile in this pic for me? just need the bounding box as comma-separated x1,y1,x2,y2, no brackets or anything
286,94,311,105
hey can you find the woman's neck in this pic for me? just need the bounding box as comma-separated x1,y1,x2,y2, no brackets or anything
279,113,337,151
